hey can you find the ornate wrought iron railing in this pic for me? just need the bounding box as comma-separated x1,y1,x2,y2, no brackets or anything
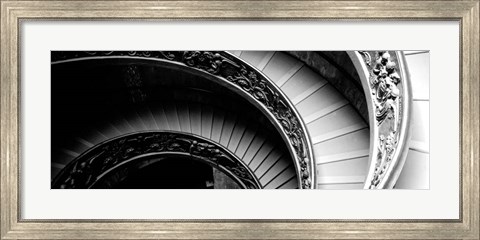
52,131,261,189
348,51,412,189
52,51,316,189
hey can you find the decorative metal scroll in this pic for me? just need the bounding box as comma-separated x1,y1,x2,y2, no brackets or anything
357,51,411,189
52,51,315,189
52,131,261,189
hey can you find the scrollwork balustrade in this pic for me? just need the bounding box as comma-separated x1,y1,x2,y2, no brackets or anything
52,131,261,189
352,51,412,189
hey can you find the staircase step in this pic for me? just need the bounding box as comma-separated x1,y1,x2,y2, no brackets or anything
303,99,349,124
316,183,364,189
151,104,171,131
239,51,274,70
164,102,181,131
201,105,214,138
263,52,303,85
177,102,192,133
316,149,369,164
317,175,365,184
136,106,158,130
295,84,346,118
234,124,258,158
249,141,276,171
291,81,328,105
131,110,148,131
189,102,202,136
281,66,325,97
317,156,368,179
311,123,367,145
219,113,237,146
254,148,283,174
259,156,291,184
277,176,298,189
229,51,242,56
307,105,366,141
275,62,304,87
210,109,225,142
313,128,370,159
264,164,296,189
227,120,247,152
242,134,267,165
75,137,94,148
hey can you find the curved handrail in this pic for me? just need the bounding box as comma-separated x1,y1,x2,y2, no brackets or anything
52,51,315,189
348,51,412,189
52,131,262,189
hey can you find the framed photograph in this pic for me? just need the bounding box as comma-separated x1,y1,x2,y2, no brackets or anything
1,0,478,239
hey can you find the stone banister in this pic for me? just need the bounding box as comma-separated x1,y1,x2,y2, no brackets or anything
348,51,412,189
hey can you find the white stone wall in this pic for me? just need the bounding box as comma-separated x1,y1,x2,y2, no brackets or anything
395,51,430,189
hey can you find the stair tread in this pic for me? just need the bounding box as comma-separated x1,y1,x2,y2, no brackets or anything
264,165,297,189
277,175,298,189
234,124,258,158
227,120,248,152
200,105,214,138
164,102,181,131
239,51,274,69
317,156,369,178
307,105,367,140
263,52,302,84
281,66,324,98
177,102,192,133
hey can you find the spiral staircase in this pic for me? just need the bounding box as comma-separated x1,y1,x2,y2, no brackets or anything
226,51,369,189
228,51,429,189
51,50,429,189
52,98,298,189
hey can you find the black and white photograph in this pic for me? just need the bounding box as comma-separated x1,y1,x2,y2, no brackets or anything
51,51,429,190
2,2,476,238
